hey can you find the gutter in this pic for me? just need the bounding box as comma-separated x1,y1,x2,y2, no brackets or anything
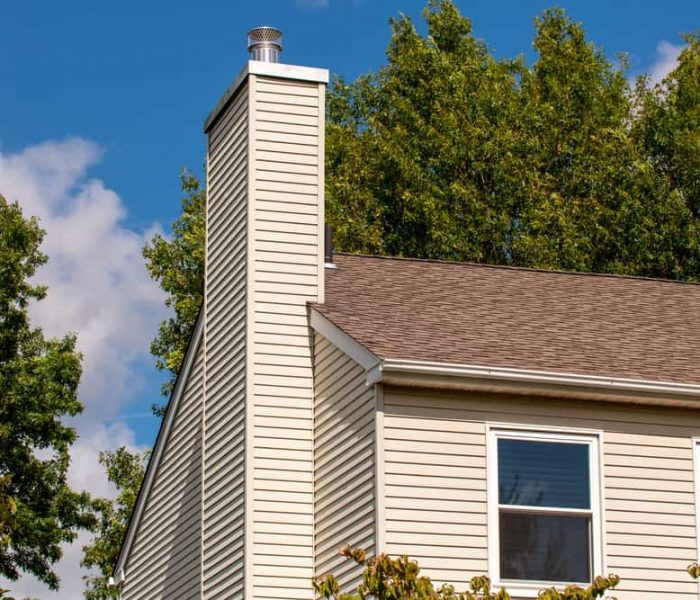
366,359,700,407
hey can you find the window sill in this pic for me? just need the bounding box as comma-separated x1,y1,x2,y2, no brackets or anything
492,580,593,599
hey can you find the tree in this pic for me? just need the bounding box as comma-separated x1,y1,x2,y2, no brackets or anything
0,195,94,590
143,170,205,409
326,1,700,279
326,0,526,261
81,448,149,600
313,547,620,600
632,31,700,219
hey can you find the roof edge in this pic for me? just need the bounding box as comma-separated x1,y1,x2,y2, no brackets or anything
368,359,700,408
331,252,700,288
309,308,380,370
113,308,205,583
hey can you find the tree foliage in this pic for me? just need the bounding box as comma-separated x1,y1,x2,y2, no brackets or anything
326,2,700,279
313,547,620,600
0,195,93,590
81,447,149,600
633,31,700,219
143,170,205,405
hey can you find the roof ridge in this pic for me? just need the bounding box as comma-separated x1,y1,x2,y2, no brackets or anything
332,252,700,287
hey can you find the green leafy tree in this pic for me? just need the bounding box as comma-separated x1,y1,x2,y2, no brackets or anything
633,31,700,217
0,195,93,590
326,1,700,279
81,447,149,600
511,9,697,278
313,547,619,600
143,170,205,409
326,0,523,260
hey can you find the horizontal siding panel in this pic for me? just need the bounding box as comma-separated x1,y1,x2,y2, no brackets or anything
606,509,694,526
257,90,319,107
257,121,318,137
384,388,700,599
256,198,319,214
314,334,375,593
254,250,318,266
256,111,319,126
249,73,320,598
256,78,319,95
257,158,317,174
255,148,318,165
255,259,318,277
203,80,248,599
256,139,318,156
122,340,204,600
254,101,319,117
256,219,318,235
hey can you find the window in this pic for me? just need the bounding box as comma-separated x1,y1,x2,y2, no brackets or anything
487,429,602,594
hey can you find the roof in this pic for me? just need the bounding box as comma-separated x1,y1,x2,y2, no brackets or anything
313,253,700,386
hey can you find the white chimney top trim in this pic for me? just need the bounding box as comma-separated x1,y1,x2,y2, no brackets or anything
204,61,329,133
249,60,329,83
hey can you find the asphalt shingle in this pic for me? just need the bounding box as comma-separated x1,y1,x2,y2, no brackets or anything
312,253,700,385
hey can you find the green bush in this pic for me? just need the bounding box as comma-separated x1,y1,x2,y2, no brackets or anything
313,547,620,600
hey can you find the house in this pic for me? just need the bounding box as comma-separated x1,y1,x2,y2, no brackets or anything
114,27,700,599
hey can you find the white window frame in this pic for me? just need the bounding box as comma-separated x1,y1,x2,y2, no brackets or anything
693,438,700,598
486,426,603,598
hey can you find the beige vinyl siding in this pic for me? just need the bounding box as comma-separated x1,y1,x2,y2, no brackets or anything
202,80,249,599
313,334,376,591
248,74,323,599
121,338,204,600
383,388,700,599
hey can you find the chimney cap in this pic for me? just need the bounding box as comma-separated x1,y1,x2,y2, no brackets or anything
248,26,283,63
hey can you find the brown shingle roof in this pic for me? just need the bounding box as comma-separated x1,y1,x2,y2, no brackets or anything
313,253,700,386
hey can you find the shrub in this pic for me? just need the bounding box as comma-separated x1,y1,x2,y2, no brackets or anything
313,547,620,600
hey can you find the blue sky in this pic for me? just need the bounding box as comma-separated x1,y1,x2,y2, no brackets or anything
0,1,698,596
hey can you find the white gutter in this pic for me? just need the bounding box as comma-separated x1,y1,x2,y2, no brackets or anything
367,359,700,405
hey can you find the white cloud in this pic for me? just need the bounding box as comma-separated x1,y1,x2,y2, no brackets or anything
296,0,329,8
0,138,167,598
647,40,683,87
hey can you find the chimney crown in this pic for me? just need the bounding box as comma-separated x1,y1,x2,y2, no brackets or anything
248,27,282,63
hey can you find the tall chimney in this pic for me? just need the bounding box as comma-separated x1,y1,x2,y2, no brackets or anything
201,31,328,598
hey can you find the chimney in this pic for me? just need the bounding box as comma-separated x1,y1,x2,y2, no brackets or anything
201,31,328,598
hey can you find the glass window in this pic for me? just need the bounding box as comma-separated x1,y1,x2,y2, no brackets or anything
490,431,599,586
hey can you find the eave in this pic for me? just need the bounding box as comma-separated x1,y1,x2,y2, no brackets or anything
309,307,700,409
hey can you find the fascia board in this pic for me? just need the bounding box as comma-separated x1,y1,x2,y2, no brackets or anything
370,359,700,407
308,308,379,371
113,309,205,582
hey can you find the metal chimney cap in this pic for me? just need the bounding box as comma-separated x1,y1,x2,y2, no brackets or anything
248,26,283,63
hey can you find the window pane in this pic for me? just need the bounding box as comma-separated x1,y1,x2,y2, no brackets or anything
498,438,590,509
500,512,591,582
